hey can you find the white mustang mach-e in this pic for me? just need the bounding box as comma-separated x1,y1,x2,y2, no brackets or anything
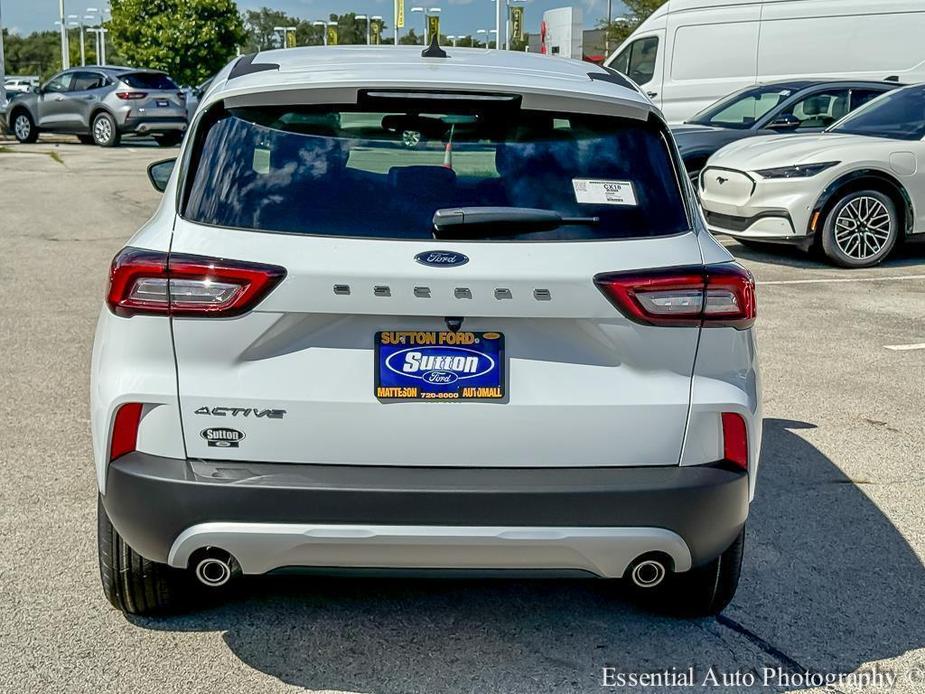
701,84,925,267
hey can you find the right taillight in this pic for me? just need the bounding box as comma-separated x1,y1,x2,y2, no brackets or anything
106,247,286,318
115,91,147,100
594,263,756,329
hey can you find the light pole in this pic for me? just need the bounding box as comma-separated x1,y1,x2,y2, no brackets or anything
410,7,424,44
476,28,496,49
355,14,369,45
273,25,296,48
446,35,458,47
58,0,70,69
494,0,500,51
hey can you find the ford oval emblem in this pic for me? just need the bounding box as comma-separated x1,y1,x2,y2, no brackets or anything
414,250,469,268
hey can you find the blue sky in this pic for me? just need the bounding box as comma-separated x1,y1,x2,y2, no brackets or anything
3,0,627,37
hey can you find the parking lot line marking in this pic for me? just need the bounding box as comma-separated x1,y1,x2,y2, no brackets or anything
759,274,925,286
884,343,925,351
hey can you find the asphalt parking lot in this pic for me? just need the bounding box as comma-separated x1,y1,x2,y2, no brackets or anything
1,139,923,693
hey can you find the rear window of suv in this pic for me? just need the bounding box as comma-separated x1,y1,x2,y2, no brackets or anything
183,100,689,241
119,72,178,90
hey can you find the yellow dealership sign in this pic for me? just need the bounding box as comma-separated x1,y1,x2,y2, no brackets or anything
327,24,338,45
510,6,524,41
427,14,440,44
396,0,405,29
371,19,382,45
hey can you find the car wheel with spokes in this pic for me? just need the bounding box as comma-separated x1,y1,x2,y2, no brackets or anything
821,190,898,268
92,112,121,147
12,110,38,143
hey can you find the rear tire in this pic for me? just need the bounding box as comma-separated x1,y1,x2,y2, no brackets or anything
821,189,898,268
91,112,120,147
638,527,745,618
97,496,188,615
12,110,38,143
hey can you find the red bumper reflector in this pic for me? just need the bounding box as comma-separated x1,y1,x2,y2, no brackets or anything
110,403,143,461
721,412,749,471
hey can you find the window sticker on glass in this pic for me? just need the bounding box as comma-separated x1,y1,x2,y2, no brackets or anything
572,179,638,206
253,147,270,174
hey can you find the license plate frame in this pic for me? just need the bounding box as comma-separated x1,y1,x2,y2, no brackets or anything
375,331,505,401
155,99,169,107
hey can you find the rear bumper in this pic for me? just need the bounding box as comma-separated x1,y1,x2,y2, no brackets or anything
102,453,749,576
121,116,187,135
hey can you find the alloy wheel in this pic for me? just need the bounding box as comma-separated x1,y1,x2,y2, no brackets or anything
14,114,31,141
833,195,893,260
94,116,113,145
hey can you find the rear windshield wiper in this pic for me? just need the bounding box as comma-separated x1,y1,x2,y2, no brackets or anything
432,207,599,239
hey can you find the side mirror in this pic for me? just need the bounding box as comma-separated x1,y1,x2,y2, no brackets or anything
768,114,800,131
147,158,176,193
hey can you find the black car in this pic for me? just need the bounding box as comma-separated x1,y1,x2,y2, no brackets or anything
672,80,899,185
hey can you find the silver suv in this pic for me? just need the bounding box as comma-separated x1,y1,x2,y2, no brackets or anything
6,66,187,147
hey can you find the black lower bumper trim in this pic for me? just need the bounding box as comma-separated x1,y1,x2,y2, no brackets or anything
102,453,749,567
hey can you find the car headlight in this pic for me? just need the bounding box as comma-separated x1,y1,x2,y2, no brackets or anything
754,161,840,179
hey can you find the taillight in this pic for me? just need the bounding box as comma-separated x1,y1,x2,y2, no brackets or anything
594,263,756,329
721,412,749,471
110,402,143,461
115,91,147,100
106,248,286,317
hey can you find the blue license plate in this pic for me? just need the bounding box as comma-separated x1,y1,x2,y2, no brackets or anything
375,331,505,400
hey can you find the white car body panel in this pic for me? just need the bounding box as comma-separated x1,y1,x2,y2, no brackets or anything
700,131,925,241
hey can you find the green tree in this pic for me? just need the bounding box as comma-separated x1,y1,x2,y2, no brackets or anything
109,0,246,86
242,7,296,52
598,0,663,52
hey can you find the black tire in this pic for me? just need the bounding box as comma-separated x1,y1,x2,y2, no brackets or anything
97,496,188,615
77,134,94,145
11,109,38,143
638,527,745,618
821,189,898,268
154,132,183,147
91,112,121,147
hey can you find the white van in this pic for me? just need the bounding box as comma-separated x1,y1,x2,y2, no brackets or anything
605,0,925,123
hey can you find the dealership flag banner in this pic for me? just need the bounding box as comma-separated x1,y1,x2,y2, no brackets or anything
427,15,440,44
327,25,339,45
511,6,524,41
396,0,405,28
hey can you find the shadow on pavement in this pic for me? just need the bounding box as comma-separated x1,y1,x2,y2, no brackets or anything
725,238,925,270
131,419,924,692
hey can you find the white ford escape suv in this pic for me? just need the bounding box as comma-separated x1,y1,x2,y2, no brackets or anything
91,45,761,617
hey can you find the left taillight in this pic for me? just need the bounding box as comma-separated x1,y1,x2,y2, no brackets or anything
106,247,286,318
594,262,756,329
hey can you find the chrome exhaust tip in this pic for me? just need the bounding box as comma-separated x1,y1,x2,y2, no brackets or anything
194,555,235,587
630,559,667,589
